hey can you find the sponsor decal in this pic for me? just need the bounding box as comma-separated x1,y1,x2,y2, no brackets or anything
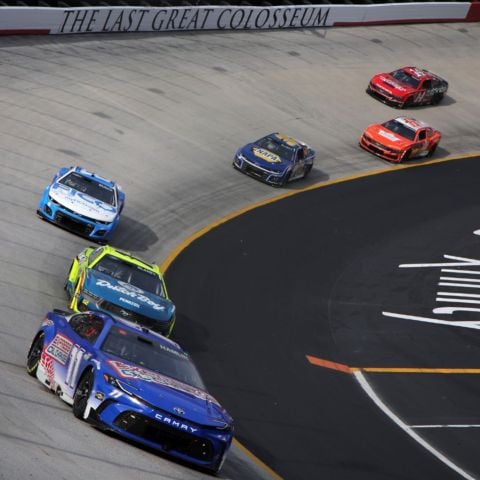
51,183,116,214
95,279,166,311
378,129,400,142
380,76,406,92
45,334,73,365
108,360,218,404
253,147,281,164
57,6,331,34
154,412,198,434
119,297,140,309
41,351,55,387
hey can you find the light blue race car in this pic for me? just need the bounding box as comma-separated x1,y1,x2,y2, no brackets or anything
37,166,125,243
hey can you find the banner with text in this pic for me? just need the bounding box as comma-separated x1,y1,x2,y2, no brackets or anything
0,3,476,36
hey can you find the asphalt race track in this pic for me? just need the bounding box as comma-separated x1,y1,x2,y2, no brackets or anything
1,22,480,480
166,156,480,480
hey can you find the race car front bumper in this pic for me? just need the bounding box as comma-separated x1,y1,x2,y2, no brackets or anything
37,196,116,242
359,134,402,163
366,84,405,108
233,154,287,186
89,387,232,473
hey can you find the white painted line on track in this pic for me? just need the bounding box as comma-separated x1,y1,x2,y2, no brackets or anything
354,371,476,480
437,292,480,299
411,425,480,429
441,269,480,275
440,277,480,283
382,311,480,330
439,283,480,289
436,298,480,305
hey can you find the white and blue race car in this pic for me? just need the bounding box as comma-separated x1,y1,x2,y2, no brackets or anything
37,166,125,243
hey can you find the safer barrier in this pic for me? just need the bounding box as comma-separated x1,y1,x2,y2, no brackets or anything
0,3,479,35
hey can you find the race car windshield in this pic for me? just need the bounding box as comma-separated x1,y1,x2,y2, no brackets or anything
59,172,116,206
256,136,295,161
94,255,165,297
390,69,420,89
101,326,205,390
382,119,416,141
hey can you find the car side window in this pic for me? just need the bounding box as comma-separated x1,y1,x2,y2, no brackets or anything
88,247,104,266
418,130,427,141
70,313,104,343
423,80,432,90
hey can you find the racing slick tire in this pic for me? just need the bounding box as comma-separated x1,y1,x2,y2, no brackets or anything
26,332,44,377
73,369,94,419
399,149,412,163
279,171,291,187
431,93,444,105
428,143,438,157
303,164,312,178
400,95,414,109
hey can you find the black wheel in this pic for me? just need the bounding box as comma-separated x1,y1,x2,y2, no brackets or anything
73,370,94,419
428,143,438,157
431,93,444,105
26,333,44,377
279,171,291,187
303,164,312,179
401,96,414,109
399,149,412,163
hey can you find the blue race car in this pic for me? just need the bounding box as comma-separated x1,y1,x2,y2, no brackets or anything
233,133,315,186
37,166,125,243
66,245,176,337
26,310,234,473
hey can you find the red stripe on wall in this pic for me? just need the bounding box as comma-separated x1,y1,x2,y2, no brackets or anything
465,1,480,21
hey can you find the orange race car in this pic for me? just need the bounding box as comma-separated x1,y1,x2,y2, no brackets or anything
359,116,441,163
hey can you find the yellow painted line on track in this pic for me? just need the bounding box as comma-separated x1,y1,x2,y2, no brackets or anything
307,355,480,374
159,151,480,480
233,439,284,480
160,152,480,273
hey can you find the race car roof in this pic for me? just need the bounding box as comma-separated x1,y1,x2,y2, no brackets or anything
394,116,430,131
272,133,305,148
402,66,438,81
71,166,117,189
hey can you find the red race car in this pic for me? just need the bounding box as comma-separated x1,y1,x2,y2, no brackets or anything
359,116,441,163
367,66,448,108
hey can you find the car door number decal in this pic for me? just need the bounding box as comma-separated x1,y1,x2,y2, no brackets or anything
66,345,86,388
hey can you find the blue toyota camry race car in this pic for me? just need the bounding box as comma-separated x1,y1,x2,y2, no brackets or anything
37,166,125,243
233,133,315,186
26,310,234,473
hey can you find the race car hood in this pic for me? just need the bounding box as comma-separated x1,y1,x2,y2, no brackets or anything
371,73,415,98
49,182,117,223
240,144,290,171
364,124,413,150
103,357,232,428
83,270,175,322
